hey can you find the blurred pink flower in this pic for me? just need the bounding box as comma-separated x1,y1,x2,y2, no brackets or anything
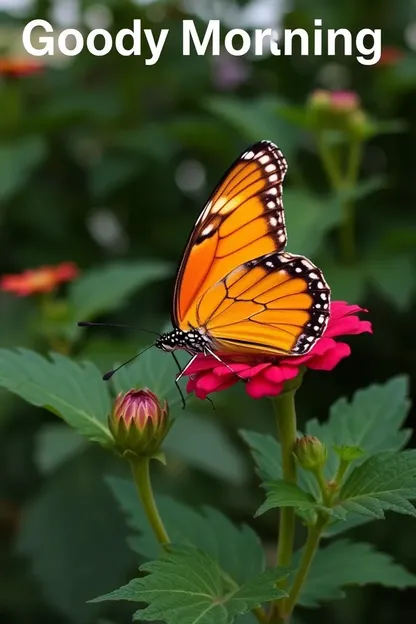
309,89,361,113
185,301,372,400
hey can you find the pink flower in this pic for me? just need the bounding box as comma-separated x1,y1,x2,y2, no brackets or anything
185,301,372,400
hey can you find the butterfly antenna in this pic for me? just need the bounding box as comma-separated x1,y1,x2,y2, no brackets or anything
77,321,161,338
102,344,154,381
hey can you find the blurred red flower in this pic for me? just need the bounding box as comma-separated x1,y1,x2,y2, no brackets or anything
0,58,44,77
185,301,372,400
378,46,405,67
0,262,79,296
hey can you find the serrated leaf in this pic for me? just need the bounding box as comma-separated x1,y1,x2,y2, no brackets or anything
307,376,411,479
106,477,264,586
256,481,319,515
255,481,336,518
91,546,289,624
69,260,172,321
298,539,416,607
335,450,416,519
0,349,112,446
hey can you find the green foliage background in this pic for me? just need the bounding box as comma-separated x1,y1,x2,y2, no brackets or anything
0,0,415,623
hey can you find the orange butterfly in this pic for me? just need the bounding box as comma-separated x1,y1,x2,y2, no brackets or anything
155,140,331,374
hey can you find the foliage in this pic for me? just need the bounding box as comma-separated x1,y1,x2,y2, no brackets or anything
1,1,416,624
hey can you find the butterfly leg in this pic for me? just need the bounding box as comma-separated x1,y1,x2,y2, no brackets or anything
173,352,216,410
171,353,186,409
205,348,248,384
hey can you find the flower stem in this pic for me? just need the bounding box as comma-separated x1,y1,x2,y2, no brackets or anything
317,132,363,265
273,391,298,571
130,457,169,545
283,513,328,617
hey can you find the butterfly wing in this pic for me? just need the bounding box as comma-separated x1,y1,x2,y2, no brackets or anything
173,140,288,330
194,252,331,356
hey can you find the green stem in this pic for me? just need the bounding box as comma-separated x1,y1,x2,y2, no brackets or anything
283,514,328,617
317,134,343,189
339,138,362,265
273,392,298,570
317,132,363,265
130,458,169,545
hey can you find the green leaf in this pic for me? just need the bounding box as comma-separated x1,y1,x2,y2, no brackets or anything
255,481,329,517
35,423,88,474
0,136,46,201
240,430,319,498
91,546,289,624
0,349,112,446
335,450,416,519
165,414,247,485
364,253,416,310
333,445,365,461
69,260,172,321
307,376,411,479
206,96,302,161
284,190,343,258
17,447,134,623
106,478,265,586
110,343,189,415
298,539,416,607
336,176,387,203
319,260,366,303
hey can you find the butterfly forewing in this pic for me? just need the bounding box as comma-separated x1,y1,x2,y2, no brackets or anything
195,252,331,357
173,140,288,329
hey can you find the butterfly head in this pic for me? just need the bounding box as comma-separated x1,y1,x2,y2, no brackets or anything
155,327,213,355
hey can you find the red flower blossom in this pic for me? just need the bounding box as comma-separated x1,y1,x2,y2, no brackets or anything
185,301,372,400
0,58,44,77
0,262,79,296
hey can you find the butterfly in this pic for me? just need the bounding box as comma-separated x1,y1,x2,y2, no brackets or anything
155,140,331,375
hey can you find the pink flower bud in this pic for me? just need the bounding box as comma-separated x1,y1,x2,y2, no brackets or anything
109,388,169,457
330,90,361,112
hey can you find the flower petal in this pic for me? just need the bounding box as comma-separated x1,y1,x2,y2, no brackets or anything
307,342,351,370
246,376,284,399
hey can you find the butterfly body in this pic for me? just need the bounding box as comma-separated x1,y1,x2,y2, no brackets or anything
164,140,331,368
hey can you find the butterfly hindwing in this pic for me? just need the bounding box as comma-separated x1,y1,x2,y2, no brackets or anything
173,140,288,329
194,252,331,356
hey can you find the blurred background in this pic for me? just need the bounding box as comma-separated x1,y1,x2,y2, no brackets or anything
0,1,416,623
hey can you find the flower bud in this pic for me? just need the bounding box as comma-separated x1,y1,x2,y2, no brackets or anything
308,89,332,111
330,90,360,113
109,388,169,458
294,435,328,471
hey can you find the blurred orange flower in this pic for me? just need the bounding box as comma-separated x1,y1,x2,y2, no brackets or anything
0,262,79,296
0,58,44,77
